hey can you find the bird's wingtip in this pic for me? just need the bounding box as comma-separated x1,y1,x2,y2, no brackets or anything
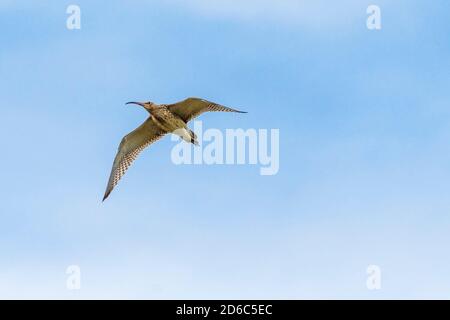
102,191,110,202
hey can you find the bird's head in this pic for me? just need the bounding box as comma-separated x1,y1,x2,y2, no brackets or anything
126,101,155,113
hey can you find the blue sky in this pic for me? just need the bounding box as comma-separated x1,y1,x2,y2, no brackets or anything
0,0,450,299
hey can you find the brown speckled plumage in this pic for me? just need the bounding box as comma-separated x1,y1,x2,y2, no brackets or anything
102,97,246,201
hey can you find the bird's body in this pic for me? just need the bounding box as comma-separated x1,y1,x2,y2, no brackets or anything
149,105,185,132
102,97,246,201
149,105,197,144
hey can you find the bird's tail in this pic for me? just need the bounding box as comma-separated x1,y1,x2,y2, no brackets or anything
175,128,199,146
189,129,199,146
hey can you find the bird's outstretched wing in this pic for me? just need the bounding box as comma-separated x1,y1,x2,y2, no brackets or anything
167,97,246,123
103,117,166,201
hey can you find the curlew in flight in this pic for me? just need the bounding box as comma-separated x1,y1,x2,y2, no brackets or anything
102,97,246,201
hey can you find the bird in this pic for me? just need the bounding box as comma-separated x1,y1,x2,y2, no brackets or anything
102,97,246,201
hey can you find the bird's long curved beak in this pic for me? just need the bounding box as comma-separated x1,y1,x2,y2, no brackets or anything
126,101,145,107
